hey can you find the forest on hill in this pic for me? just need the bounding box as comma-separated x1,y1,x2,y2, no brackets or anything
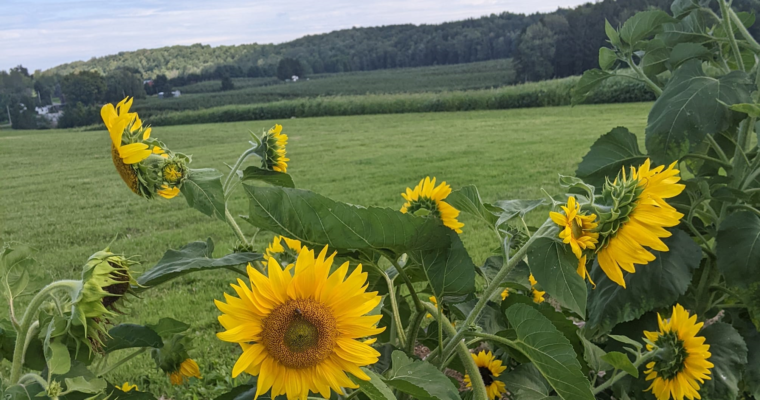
41,0,760,82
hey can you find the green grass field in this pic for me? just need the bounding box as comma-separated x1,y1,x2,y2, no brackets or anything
0,103,650,398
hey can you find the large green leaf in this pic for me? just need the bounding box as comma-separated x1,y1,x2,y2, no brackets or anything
351,368,396,400
716,211,760,289
446,185,498,226
641,40,670,77
645,60,752,165
409,229,475,300
669,43,712,69
578,333,612,373
599,48,617,71
527,237,586,318
243,184,475,298
586,230,701,333
137,238,261,287
739,320,760,399
146,318,190,337
619,10,678,46
502,363,552,400
658,10,712,46
600,352,638,377
492,199,545,227
181,168,227,220
572,69,611,105
104,324,163,353
241,166,295,188
576,127,646,188
384,350,460,400
0,245,34,299
700,322,747,400
504,304,594,400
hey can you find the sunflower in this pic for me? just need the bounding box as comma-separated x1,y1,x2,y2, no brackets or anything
215,245,385,400
101,97,151,166
264,235,303,265
529,274,546,304
643,304,713,400
168,358,202,385
401,177,464,233
596,159,685,287
550,196,599,260
116,382,138,392
262,124,289,173
464,351,507,400
157,184,180,199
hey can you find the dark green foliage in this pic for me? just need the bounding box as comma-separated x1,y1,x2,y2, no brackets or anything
105,69,146,102
61,71,106,105
58,102,100,129
276,58,305,81
219,75,235,91
515,22,556,82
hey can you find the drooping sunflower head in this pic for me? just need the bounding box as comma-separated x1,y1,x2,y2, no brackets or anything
595,159,685,287
400,176,464,233
151,333,202,385
263,235,302,266
550,196,599,259
102,97,189,200
643,304,713,400
215,244,385,400
261,124,289,173
68,249,139,353
464,351,507,400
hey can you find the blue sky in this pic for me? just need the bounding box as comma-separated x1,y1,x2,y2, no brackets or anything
1,0,591,72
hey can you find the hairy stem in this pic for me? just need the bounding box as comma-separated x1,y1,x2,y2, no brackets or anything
628,55,663,97
10,280,81,384
422,302,488,400
405,311,425,355
729,7,760,52
389,257,423,312
225,208,249,246
719,0,745,71
380,269,407,348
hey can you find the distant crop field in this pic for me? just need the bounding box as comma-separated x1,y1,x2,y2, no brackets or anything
133,59,517,115
0,103,650,398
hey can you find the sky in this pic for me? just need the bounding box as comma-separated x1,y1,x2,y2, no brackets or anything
1,0,593,72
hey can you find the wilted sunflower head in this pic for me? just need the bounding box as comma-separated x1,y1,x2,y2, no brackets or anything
259,124,289,173
401,176,464,233
102,97,190,200
594,159,684,287
66,249,139,353
151,333,202,385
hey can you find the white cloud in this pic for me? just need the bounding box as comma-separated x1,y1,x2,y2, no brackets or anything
1,0,591,71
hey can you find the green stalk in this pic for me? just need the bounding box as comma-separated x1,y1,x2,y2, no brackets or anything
441,225,545,360
729,8,760,52
389,257,423,312
628,55,663,97
10,280,81,384
96,348,146,377
223,147,257,193
719,0,745,71
592,352,656,394
379,269,407,348
422,302,488,400
225,208,249,246
405,311,425,355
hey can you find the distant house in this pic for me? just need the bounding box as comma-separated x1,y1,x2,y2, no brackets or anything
143,79,153,86
35,105,63,127
291,75,299,82
158,90,181,99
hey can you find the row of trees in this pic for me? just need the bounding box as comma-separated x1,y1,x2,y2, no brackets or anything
0,66,150,129
39,0,760,85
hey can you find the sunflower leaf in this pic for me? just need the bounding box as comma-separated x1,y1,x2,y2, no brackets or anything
645,60,752,165
700,322,748,400
601,352,638,377
586,229,701,334
241,166,295,188
619,10,678,45
446,185,498,226
501,363,553,400
576,127,646,189
137,238,262,288
104,324,163,353
384,351,460,400
504,304,594,400
181,168,227,221
716,211,760,289
351,368,396,400
526,237,587,318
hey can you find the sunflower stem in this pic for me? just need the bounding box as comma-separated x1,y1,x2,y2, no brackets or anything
729,7,760,52
389,257,423,312
422,302,489,400
592,351,656,394
378,267,407,348
223,147,258,194
628,54,663,97
441,221,547,361
96,348,146,378
436,303,444,368
10,280,81,384
719,0,745,72
405,311,425,355
225,208,249,246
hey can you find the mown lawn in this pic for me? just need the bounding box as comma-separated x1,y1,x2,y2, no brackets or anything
0,103,650,398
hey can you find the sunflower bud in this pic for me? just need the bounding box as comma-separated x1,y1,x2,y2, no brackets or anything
594,172,643,249
256,124,289,173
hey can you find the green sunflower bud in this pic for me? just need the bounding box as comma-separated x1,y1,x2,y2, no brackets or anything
151,333,196,376
594,173,644,249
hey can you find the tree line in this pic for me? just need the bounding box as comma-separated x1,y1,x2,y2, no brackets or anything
41,0,759,85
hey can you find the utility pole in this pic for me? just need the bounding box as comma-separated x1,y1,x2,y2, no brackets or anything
7,105,12,127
